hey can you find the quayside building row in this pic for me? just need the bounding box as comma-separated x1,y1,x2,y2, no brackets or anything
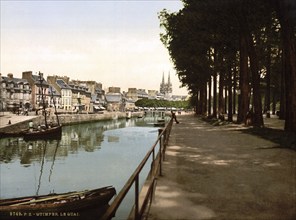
0,71,187,113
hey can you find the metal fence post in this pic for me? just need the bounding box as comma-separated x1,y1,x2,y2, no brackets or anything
163,129,167,160
158,129,163,176
135,174,139,220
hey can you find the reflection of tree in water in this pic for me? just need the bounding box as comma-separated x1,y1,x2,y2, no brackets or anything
0,138,25,163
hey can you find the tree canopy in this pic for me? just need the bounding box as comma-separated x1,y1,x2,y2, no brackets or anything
159,0,296,133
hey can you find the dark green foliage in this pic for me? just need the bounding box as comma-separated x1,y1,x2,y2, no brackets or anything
135,99,190,109
159,0,296,132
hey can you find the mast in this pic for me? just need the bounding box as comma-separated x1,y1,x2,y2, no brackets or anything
39,72,48,128
50,86,60,126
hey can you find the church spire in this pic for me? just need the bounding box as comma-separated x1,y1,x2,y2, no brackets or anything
160,71,172,96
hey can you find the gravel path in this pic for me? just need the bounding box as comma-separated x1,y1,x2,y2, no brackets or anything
146,114,296,220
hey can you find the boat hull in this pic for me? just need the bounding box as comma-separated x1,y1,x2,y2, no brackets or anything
0,186,116,220
23,126,62,141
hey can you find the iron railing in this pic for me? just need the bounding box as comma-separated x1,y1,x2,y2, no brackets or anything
101,117,174,220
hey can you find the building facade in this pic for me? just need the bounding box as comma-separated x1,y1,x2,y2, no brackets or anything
105,87,123,111
0,73,31,111
22,71,50,110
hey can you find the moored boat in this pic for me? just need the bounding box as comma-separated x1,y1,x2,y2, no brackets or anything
0,130,26,138
0,186,116,220
23,125,62,141
22,72,62,141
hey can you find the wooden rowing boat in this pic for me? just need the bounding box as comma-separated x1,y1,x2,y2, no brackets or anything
23,125,62,141
0,186,116,220
0,130,26,138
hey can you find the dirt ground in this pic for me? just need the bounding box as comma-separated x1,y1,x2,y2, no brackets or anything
146,114,296,220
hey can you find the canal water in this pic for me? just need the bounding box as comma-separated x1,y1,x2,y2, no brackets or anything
0,115,167,219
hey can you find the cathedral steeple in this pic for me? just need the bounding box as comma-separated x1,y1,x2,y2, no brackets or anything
160,71,173,96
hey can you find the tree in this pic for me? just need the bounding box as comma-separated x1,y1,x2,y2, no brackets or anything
273,0,296,132
159,0,295,132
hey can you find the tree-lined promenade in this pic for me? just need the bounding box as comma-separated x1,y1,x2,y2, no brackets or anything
146,114,296,220
159,0,296,133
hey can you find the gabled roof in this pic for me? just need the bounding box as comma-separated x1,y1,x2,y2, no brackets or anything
48,86,61,96
56,79,72,89
2,76,29,85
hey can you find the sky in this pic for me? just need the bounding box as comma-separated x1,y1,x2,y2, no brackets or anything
0,0,188,95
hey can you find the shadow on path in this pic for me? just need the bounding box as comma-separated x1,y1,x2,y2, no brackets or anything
146,114,296,220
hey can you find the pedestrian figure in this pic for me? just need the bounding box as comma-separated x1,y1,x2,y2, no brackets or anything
29,121,34,132
245,110,253,126
8,120,11,125
171,110,179,124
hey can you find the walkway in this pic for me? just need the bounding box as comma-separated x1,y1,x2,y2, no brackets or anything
0,112,37,129
146,114,296,220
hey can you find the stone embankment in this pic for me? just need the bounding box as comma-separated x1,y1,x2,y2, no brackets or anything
0,111,144,133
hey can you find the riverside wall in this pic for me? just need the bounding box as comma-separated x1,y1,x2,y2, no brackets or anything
0,111,144,133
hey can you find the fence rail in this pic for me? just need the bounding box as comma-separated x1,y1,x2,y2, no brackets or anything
101,117,174,220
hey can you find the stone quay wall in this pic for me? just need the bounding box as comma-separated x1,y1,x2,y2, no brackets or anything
0,111,144,133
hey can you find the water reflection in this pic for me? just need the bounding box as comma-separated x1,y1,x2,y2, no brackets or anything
0,119,133,165
0,116,166,219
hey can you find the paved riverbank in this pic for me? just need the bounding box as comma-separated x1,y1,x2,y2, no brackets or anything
146,114,296,220
0,112,37,130
0,111,142,133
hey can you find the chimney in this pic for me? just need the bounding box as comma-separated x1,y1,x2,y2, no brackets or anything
7,73,13,79
22,71,33,79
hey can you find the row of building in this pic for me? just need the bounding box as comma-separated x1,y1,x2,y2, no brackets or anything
0,71,187,113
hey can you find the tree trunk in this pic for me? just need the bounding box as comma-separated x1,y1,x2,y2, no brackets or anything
196,91,200,115
202,82,207,114
275,0,296,132
247,40,264,126
224,86,228,114
272,88,276,115
213,50,218,118
245,23,264,127
265,44,271,118
218,73,225,116
237,32,250,124
228,62,233,122
233,63,237,115
279,51,286,119
208,77,212,116
197,83,207,115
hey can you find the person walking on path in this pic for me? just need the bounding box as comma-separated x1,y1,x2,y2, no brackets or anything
171,110,179,124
